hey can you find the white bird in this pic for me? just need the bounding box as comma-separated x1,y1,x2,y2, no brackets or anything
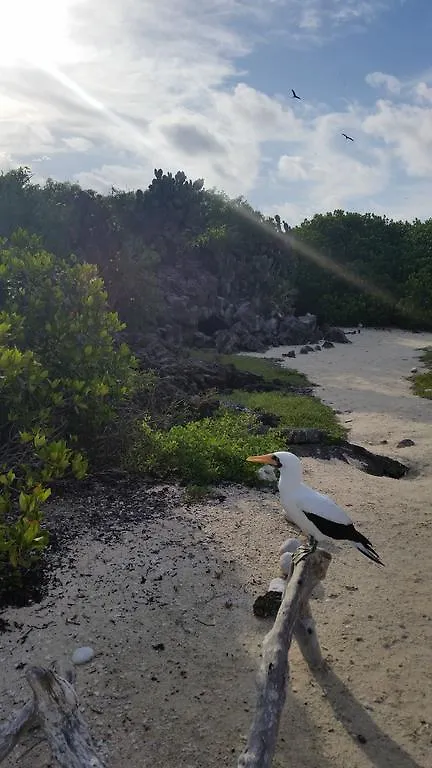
247,451,384,565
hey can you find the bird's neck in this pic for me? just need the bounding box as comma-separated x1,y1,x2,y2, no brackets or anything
278,470,302,490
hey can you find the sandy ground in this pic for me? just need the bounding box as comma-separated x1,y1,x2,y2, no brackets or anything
1,328,432,767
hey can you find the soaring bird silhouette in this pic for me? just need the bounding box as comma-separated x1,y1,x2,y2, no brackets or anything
291,89,301,100
342,132,354,142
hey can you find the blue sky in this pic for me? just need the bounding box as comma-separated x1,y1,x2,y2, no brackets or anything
1,0,432,224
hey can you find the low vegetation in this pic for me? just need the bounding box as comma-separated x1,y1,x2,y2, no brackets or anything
412,348,432,399
125,355,343,488
227,390,345,441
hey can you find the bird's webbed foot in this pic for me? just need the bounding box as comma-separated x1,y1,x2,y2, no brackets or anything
292,536,318,565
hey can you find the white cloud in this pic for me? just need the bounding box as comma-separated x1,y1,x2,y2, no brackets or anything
363,100,432,177
63,137,94,152
0,0,430,224
278,155,311,180
415,82,432,103
365,71,402,94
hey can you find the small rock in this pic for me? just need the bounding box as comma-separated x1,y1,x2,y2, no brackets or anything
410,367,417,373
224,599,233,609
152,642,165,651
314,345,321,351
322,340,334,349
72,646,95,665
396,438,415,448
282,350,296,358
299,346,309,354
279,552,292,576
268,577,286,593
379,439,388,444
357,734,367,744
257,465,277,484
279,538,302,555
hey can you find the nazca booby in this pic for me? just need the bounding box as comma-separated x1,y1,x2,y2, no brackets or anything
247,451,384,566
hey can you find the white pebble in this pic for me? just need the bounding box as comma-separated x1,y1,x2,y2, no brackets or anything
268,578,286,594
279,538,301,555
279,551,293,576
257,465,277,483
72,646,95,665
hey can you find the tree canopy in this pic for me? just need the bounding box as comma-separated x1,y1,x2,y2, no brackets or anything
0,167,431,330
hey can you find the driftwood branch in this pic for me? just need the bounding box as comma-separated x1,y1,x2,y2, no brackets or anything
0,666,105,768
0,700,35,762
238,549,331,768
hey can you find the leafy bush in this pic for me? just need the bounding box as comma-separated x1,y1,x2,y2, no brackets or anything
0,231,135,571
126,411,276,485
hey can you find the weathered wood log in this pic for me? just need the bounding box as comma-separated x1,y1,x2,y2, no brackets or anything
238,549,331,768
25,666,105,768
294,598,324,669
0,666,105,768
0,700,35,761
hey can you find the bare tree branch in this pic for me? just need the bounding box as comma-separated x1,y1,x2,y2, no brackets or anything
0,666,105,768
238,550,331,768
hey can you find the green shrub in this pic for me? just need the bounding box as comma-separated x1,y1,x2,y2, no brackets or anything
126,411,277,485
0,230,135,441
0,231,135,571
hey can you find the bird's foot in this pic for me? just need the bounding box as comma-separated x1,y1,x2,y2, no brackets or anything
292,537,318,566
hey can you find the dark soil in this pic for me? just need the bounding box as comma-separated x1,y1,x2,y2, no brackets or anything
289,440,410,479
0,479,181,612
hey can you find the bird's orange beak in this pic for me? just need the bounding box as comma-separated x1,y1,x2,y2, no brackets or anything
246,453,278,466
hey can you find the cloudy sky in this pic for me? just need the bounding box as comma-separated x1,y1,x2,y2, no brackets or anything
1,0,432,224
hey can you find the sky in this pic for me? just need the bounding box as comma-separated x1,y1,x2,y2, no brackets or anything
1,0,432,225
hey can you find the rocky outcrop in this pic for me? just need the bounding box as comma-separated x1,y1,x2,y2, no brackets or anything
135,259,351,353
161,303,330,353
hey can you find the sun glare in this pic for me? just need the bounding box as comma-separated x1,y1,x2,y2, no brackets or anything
0,0,79,67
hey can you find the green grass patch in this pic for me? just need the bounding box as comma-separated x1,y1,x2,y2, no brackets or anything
412,347,432,399
191,349,309,388
125,411,279,486
227,390,346,441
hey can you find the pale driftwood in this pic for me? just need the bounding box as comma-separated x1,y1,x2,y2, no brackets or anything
26,667,105,768
0,700,35,761
238,549,331,768
294,599,324,669
0,666,105,768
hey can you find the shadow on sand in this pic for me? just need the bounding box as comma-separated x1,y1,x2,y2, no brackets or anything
313,664,423,768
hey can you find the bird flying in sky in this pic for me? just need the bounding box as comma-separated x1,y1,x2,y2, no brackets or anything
342,133,354,141
247,451,384,565
291,89,301,100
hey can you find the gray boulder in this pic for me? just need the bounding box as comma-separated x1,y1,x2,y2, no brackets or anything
324,327,352,344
